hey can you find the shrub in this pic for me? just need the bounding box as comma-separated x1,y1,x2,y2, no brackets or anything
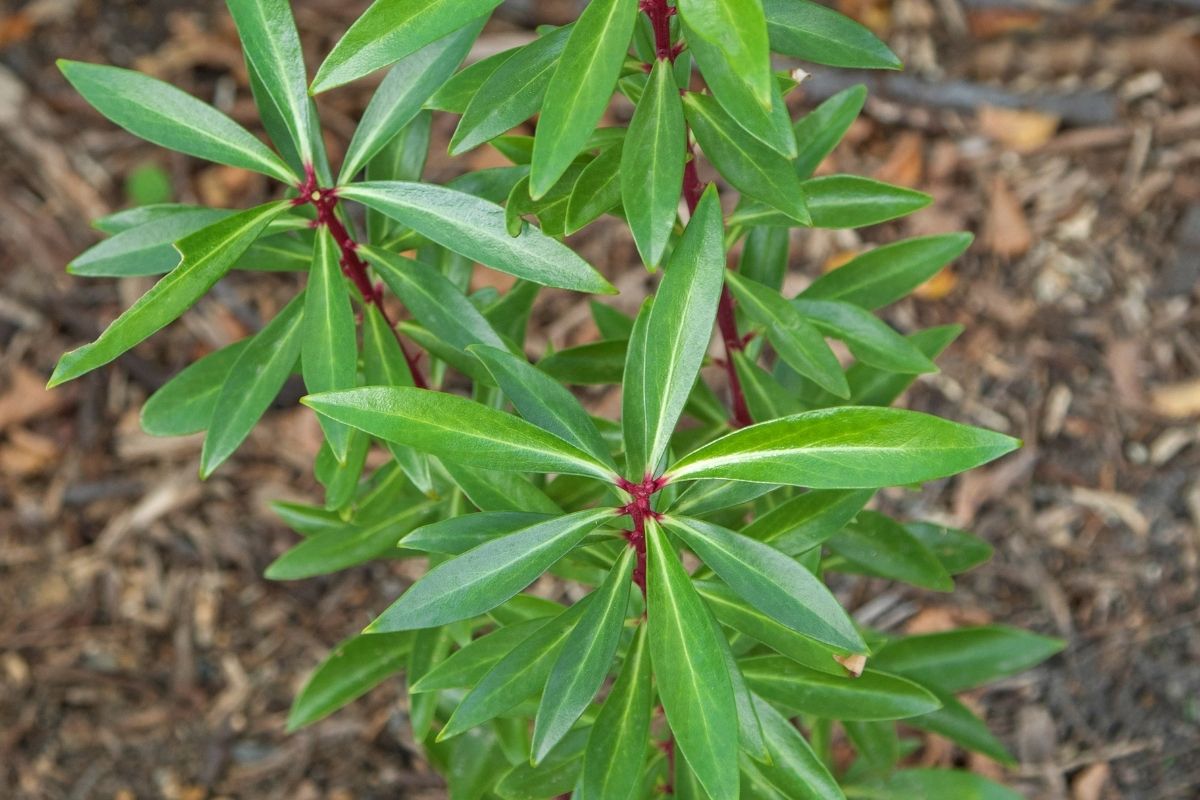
52,0,1062,796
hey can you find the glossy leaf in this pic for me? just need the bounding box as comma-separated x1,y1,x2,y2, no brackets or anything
740,225,790,291
871,626,1064,692
401,512,554,556
287,632,413,730
750,696,846,800
677,0,773,108
340,19,482,181
49,202,290,387
645,520,738,800
531,0,638,197
312,2,501,93
140,340,247,436
800,233,973,310
664,515,865,652
622,59,685,268
804,175,931,229
622,187,725,479
668,407,1020,487
793,84,867,179
426,45,515,114
496,728,589,799
540,340,627,385
565,142,625,235
340,182,615,294
411,619,545,692
266,503,435,580
440,462,564,516
742,657,941,720
906,521,993,574
58,61,295,183
576,625,652,800
302,387,616,480
792,299,937,374
744,489,873,555
69,208,230,277
855,769,1024,800
763,0,901,70
532,548,634,763
365,509,614,632
302,228,357,460
906,690,1015,766
827,511,954,591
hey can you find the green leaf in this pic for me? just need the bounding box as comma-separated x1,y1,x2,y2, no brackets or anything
303,387,616,480
622,59,685,268
57,61,295,183
270,499,346,537
402,512,555,556
677,0,773,108
905,690,1015,766
366,112,432,244
266,503,435,580
564,142,625,235
645,520,739,800
315,431,370,512
742,489,873,555
575,625,652,800
362,305,415,388
804,175,931,229
905,521,993,574
697,582,846,676
497,728,589,800
740,225,790,291
540,340,627,385
227,0,314,167
440,462,564,516
198,293,305,476
668,407,1020,487
287,632,413,730
363,247,505,353
826,511,954,591
763,0,901,70
799,233,973,310
366,509,614,632
471,345,616,470
302,228,357,461
726,270,848,398
853,769,1024,800
312,3,501,94
843,720,900,776
340,182,615,294
450,27,573,155
411,619,545,693
684,93,810,224
622,186,725,479
93,203,203,235
847,325,962,406
709,605,770,762
792,299,937,374
872,626,1064,692
49,202,290,387
530,0,639,197
735,352,806,421
70,208,231,277
793,85,867,179
533,547,634,763
742,658,941,720
426,46,515,114
750,697,846,800
340,19,483,181
669,480,778,517
440,599,591,738
664,515,864,652
140,340,248,436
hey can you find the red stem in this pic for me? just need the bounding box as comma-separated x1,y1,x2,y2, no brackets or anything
616,475,667,596
296,165,427,389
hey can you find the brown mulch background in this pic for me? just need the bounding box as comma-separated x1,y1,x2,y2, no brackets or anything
2,1,1199,798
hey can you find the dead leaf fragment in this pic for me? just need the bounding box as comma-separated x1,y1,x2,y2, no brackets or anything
834,653,867,677
983,175,1032,258
1149,378,1200,418
1072,762,1111,800
0,366,69,430
978,106,1060,153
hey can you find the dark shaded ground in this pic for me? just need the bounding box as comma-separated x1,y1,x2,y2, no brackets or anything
1,1,1199,798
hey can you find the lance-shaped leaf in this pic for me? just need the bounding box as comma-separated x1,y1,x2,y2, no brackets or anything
792,298,936,374
440,598,591,738
667,407,1020,487
871,626,1064,693
266,503,436,580
826,511,954,591
906,521,993,574
532,547,635,763
227,0,314,166
287,632,413,731
741,488,873,555
685,93,811,224
450,26,572,155
140,340,248,436
471,345,616,469
411,618,546,692
401,512,554,556
302,228,357,461
740,225,790,291
677,0,773,109
427,45,516,114
645,520,739,800
363,247,505,352
312,1,502,93
200,292,305,476
799,233,973,310
362,305,415,389
340,19,483,181
663,515,865,652
565,142,625,235
906,689,1015,765
726,270,848,398
530,0,638,197
540,340,627,386
708,604,770,762
742,657,941,720
748,696,846,800
49,202,290,387
302,387,616,481
441,463,564,516
58,61,295,183
622,186,725,479
340,182,615,294
497,728,589,799
864,769,1024,800
70,208,232,277
576,625,652,800
804,175,931,229
621,59,685,268
794,84,867,179
763,0,900,70
365,508,614,632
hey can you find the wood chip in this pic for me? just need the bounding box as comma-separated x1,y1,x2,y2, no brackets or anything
983,174,1033,258
1149,378,1200,418
978,105,1061,153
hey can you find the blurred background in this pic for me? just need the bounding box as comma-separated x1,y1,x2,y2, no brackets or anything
1,1,1199,798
